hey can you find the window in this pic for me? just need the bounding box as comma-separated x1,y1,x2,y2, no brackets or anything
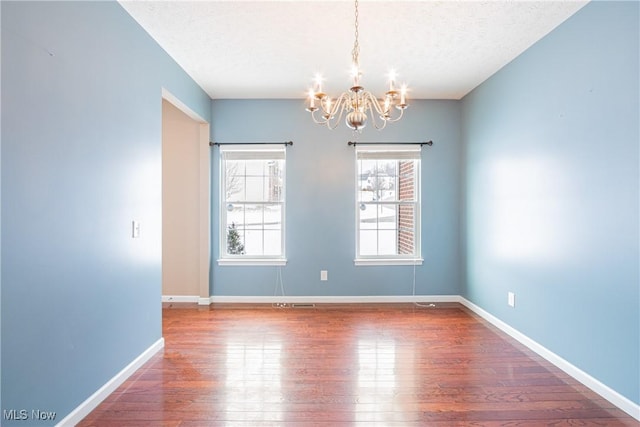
355,145,422,265
219,145,285,265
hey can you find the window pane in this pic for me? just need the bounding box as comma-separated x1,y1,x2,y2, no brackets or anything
359,204,377,229
226,203,283,257
244,229,263,255
398,204,415,232
225,217,245,255
226,204,245,229
244,203,263,256
378,160,397,201
226,161,245,202
368,160,395,201
358,187,375,202
380,160,397,178
378,205,397,230
378,230,397,255
359,230,377,256
263,230,281,256
244,204,263,230
244,160,264,176
245,176,265,201
266,161,283,202
399,160,415,201
360,159,377,176
264,204,282,230
359,160,376,201
398,228,415,255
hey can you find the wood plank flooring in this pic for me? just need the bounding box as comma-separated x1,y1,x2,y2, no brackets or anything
79,303,638,426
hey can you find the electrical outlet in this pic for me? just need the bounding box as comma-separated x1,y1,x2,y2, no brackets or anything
508,292,515,308
320,270,328,281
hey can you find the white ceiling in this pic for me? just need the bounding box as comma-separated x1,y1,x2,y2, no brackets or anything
118,0,588,100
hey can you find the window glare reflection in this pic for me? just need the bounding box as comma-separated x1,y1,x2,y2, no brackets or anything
356,338,402,423
225,340,282,423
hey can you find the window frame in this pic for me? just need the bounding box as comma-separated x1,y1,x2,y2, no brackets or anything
354,144,423,266
218,144,286,266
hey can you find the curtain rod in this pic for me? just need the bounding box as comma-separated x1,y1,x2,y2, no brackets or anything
210,141,293,147
347,141,433,147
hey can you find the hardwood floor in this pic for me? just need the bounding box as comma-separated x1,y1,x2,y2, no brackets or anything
79,303,638,426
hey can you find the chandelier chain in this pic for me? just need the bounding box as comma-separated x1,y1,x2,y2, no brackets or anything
352,0,360,67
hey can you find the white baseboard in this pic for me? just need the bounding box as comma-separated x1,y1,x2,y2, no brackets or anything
56,338,164,427
459,297,640,421
162,295,200,303
206,295,460,304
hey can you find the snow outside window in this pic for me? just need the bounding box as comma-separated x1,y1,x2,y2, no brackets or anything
355,145,422,266
219,145,286,266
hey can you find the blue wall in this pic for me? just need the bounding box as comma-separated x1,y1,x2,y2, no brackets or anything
210,100,462,298
1,0,637,422
462,1,639,405
1,1,210,424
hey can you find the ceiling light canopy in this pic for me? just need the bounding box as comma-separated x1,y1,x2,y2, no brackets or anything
305,0,408,132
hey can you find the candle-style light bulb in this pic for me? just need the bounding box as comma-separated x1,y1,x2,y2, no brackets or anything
388,70,397,91
400,84,407,105
308,88,316,109
314,74,323,93
351,64,360,86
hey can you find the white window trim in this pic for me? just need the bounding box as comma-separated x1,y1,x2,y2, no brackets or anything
354,144,421,266
218,144,286,265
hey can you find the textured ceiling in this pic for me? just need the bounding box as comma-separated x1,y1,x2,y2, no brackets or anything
118,1,588,100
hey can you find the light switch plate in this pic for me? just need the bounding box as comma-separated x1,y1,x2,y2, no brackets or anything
508,292,515,308
132,220,141,238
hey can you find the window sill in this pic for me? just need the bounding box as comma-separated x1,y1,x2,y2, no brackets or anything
218,258,287,266
354,258,423,266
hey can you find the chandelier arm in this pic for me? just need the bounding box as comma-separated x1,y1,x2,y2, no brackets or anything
327,96,350,130
320,95,333,117
331,92,350,118
384,107,406,123
325,110,342,130
310,109,330,125
315,94,348,130
363,92,394,131
370,109,389,130
364,92,388,116
327,117,342,130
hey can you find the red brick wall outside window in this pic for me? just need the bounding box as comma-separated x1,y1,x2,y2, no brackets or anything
398,161,415,255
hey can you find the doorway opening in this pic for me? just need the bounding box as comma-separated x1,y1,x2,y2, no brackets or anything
161,89,210,305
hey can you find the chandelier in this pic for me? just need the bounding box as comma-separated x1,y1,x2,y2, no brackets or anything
305,0,408,132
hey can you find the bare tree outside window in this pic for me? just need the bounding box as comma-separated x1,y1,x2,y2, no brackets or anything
225,161,243,200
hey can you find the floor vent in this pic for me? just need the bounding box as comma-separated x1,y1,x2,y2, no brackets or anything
291,303,316,308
